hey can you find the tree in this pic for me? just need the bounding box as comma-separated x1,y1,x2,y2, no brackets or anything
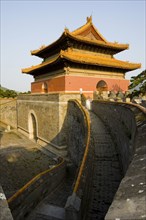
0,88,18,98
128,70,146,98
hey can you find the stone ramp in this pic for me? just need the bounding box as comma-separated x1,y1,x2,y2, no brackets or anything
86,111,123,220
26,168,75,220
25,110,123,220
31,204,65,220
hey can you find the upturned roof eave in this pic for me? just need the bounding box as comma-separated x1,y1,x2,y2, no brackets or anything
31,31,129,58
22,54,62,74
67,32,129,51
22,52,141,75
64,56,141,71
31,32,67,57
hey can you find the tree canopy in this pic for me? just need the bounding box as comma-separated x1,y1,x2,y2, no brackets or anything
0,88,18,98
129,70,146,98
0,85,31,98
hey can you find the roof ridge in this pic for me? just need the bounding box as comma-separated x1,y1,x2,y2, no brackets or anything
71,21,90,35
71,16,107,42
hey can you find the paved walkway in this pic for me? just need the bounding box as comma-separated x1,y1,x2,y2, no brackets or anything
0,123,56,199
86,111,123,220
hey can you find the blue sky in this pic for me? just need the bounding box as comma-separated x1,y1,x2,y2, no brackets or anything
1,0,146,92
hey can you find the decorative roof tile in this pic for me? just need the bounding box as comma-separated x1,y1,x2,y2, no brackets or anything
22,50,141,74
31,17,129,56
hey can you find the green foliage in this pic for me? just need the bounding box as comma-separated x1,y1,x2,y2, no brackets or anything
0,85,31,98
0,87,18,98
128,70,146,98
19,91,31,95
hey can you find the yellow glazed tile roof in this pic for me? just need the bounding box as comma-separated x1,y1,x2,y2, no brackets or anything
31,33,128,56
22,54,59,73
68,33,129,50
31,17,129,56
61,50,141,69
71,16,107,42
22,50,141,74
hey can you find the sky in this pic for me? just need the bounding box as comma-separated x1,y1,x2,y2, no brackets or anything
1,0,146,92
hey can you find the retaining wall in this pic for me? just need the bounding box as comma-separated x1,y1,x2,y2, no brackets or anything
0,185,13,220
92,101,137,174
65,100,93,220
65,101,146,220
0,99,17,128
17,93,80,148
8,158,66,220
65,100,89,167
104,103,146,220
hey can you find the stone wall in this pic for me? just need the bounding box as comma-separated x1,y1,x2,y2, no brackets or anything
0,185,13,220
8,158,66,220
0,99,17,128
65,100,137,219
65,100,88,167
91,101,146,220
17,93,80,151
17,94,60,145
105,103,146,220
92,101,137,174
65,100,93,220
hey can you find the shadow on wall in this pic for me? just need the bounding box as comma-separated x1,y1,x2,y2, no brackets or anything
104,103,146,220
50,100,87,167
92,101,139,174
0,98,87,220
2,100,87,220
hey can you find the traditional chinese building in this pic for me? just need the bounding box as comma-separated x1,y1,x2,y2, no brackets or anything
22,16,141,96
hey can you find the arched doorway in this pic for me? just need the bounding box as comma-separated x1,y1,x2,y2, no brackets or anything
96,80,108,92
42,82,48,93
28,111,38,141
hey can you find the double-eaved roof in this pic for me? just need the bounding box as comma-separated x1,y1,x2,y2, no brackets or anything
22,49,141,74
22,16,141,75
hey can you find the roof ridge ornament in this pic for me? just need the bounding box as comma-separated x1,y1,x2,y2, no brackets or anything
64,27,69,34
39,45,46,50
60,49,65,58
86,15,92,23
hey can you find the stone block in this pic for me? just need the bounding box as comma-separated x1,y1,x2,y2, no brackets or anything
65,193,81,220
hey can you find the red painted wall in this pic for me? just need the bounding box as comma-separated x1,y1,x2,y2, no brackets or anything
31,76,65,93
31,75,129,93
65,76,129,93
